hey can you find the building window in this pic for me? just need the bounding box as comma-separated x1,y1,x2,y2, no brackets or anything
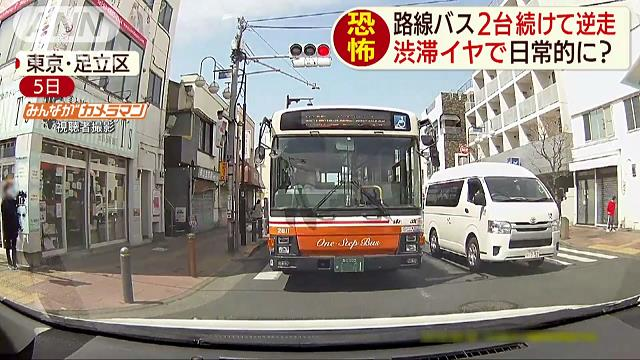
198,117,206,151
147,71,163,108
0,140,15,158
158,0,173,31
143,0,155,9
583,106,613,142
624,95,640,131
0,0,45,64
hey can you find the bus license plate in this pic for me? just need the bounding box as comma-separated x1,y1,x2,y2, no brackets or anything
525,249,540,259
335,257,364,272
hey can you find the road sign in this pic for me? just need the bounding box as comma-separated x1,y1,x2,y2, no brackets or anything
507,157,521,166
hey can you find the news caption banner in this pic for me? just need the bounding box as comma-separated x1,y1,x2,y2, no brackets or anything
15,50,147,134
332,7,630,70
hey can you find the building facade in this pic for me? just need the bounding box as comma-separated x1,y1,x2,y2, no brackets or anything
421,91,468,180
0,0,179,266
164,74,228,235
565,5,640,229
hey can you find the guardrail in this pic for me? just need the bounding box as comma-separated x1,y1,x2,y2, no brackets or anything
518,95,537,119
465,101,475,112
486,78,499,97
490,114,503,131
537,83,559,110
499,71,513,87
475,88,486,103
502,106,518,127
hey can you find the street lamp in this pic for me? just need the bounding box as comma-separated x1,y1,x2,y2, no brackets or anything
197,56,222,93
222,85,231,100
286,95,314,109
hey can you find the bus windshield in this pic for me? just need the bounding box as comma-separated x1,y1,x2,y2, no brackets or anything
271,136,421,212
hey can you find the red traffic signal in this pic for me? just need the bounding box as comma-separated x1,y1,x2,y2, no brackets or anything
317,44,330,57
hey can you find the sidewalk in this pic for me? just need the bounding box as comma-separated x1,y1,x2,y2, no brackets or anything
0,227,265,314
564,226,640,256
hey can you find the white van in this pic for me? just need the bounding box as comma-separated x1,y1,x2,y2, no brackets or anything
423,163,559,271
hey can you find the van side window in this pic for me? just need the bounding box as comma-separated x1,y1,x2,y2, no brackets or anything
425,180,464,207
467,178,484,203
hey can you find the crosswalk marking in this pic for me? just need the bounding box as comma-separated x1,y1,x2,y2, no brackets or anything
546,258,573,266
253,271,282,280
556,252,597,263
559,247,618,259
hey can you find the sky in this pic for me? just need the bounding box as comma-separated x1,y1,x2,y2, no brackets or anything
169,0,491,123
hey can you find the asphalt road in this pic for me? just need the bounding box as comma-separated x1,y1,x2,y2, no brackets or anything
97,244,640,320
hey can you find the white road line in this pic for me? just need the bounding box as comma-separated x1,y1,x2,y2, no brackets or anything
253,271,283,280
556,252,597,263
559,247,618,259
547,258,573,266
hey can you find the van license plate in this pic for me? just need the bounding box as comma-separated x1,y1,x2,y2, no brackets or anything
525,249,540,259
335,257,364,272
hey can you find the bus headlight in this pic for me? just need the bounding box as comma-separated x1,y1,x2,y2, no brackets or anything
551,220,560,232
488,220,512,234
406,243,418,252
405,234,417,243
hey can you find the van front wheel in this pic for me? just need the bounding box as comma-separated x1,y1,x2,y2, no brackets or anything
466,237,482,272
429,229,442,258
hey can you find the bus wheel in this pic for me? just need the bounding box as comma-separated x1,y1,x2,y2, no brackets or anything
466,237,482,273
527,259,544,268
429,229,442,258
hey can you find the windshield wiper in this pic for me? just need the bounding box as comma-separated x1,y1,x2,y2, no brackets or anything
351,179,390,217
313,179,345,212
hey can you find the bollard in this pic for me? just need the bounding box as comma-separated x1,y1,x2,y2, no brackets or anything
120,247,134,304
251,219,257,243
187,233,197,278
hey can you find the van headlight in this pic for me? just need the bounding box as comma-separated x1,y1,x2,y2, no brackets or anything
551,220,560,232
488,220,512,234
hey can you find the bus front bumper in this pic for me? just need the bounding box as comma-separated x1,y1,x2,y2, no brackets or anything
269,254,422,272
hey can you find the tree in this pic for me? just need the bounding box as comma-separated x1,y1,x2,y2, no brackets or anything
528,117,571,214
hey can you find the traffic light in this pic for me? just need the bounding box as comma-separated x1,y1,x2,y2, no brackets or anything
290,43,331,68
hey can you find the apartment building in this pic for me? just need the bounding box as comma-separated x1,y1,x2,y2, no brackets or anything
564,4,640,229
465,0,577,216
0,0,179,267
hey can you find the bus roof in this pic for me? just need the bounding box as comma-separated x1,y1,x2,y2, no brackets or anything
428,163,538,184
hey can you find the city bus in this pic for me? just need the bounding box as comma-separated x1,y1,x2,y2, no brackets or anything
256,106,425,273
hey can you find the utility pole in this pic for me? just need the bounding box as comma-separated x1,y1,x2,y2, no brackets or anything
239,61,248,246
226,17,247,252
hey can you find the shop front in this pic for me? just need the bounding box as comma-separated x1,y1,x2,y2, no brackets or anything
38,141,129,256
192,166,219,232
576,166,619,226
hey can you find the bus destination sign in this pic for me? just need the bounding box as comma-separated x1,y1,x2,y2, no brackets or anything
280,109,411,131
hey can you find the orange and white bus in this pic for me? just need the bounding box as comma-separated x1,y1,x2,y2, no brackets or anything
257,106,425,273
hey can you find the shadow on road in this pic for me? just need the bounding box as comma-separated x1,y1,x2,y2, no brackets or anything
437,251,567,277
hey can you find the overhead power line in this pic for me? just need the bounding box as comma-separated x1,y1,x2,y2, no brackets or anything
249,27,311,84
250,25,333,30
247,0,458,23
251,59,318,89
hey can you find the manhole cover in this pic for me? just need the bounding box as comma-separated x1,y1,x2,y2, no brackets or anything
459,300,518,313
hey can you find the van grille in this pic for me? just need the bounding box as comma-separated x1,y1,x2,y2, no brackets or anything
392,342,527,360
509,238,552,248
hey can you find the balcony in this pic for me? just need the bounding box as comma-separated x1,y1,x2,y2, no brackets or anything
537,83,559,110
465,100,475,112
490,114,503,131
486,78,499,97
518,96,537,119
475,88,486,103
502,106,518,127
515,69,527,77
498,71,513,87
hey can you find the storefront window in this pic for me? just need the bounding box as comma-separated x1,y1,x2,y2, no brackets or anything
2,165,14,180
107,173,127,241
90,152,109,165
40,163,64,252
65,167,86,250
67,148,87,161
42,142,66,157
89,170,108,245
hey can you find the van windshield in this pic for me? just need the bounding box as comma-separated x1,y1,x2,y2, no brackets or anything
484,176,554,203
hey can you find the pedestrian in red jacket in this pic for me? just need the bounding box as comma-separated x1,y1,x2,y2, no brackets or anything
606,196,617,232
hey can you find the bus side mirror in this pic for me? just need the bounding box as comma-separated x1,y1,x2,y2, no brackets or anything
255,145,266,165
473,192,486,207
421,135,435,147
